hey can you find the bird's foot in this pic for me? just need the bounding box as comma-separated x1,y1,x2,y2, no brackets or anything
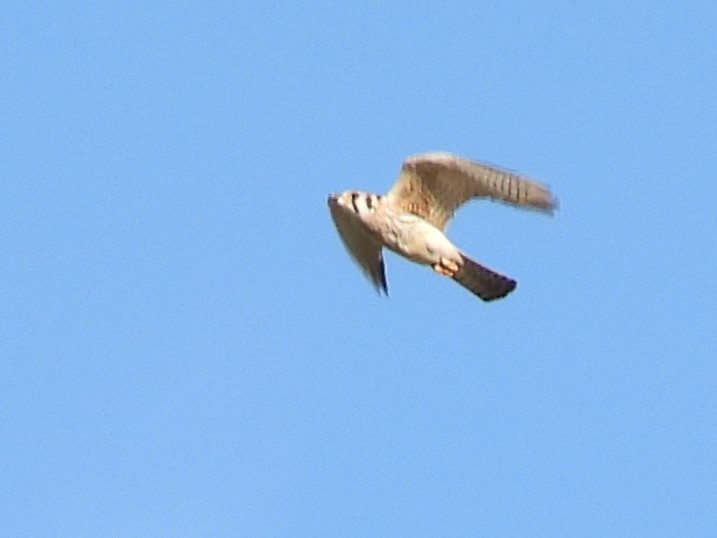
432,257,460,277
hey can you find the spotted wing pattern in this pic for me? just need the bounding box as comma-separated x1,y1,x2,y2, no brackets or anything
387,152,557,230
328,198,388,294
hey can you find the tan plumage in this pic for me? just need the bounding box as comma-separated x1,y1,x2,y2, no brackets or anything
388,152,556,230
328,152,557,302
328,196,387,294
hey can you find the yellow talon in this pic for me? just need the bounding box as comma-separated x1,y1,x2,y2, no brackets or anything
441,257,459,273
433,258,459,277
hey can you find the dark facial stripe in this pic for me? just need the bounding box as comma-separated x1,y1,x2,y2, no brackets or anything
365,195,373,210
350,192,360,213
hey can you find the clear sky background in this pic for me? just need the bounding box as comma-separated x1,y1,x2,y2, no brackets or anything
2,2,716,536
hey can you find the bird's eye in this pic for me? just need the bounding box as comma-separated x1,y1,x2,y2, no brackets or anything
365,196,373,210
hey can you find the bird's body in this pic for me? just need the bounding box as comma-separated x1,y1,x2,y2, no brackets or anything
332,191,461,266
328,152,557,302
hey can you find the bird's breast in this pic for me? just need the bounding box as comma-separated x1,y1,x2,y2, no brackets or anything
377,212,459,266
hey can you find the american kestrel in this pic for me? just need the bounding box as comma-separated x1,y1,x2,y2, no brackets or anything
328,152,557,302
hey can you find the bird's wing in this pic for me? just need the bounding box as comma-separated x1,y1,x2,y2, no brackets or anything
386,152,557,230
328,198,388,294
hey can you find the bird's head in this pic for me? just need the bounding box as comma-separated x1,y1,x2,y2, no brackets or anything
327,190,382,221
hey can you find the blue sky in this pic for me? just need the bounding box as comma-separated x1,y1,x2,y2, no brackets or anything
2,1,716,536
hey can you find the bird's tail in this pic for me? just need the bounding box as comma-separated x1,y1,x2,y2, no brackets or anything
452,254,516,302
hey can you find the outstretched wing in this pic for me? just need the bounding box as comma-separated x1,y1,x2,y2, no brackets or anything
386,152,557,230
328,197,387,294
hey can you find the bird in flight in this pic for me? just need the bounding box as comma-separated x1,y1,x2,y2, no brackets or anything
327,152,557,302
